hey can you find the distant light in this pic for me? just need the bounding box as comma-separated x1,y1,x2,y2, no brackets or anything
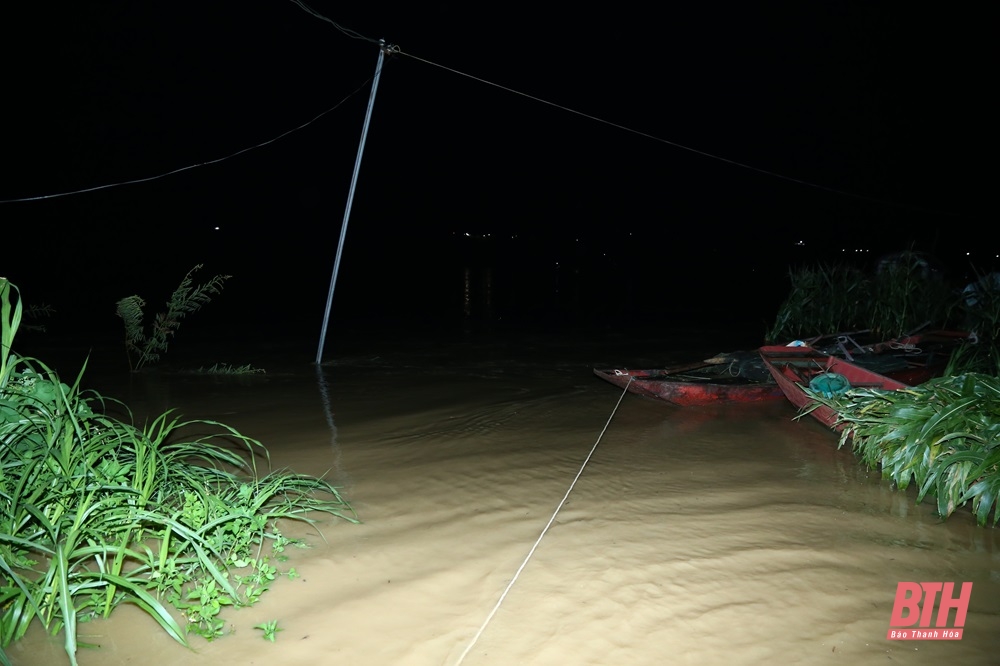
214,226,220,231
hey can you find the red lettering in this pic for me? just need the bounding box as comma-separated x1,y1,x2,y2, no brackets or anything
918,582,942,627
890,582,923,627
936,582,973,628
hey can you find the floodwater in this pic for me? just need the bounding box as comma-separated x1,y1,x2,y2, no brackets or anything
8,324,1000,666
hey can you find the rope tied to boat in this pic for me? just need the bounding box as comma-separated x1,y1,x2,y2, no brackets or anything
454,375,633,665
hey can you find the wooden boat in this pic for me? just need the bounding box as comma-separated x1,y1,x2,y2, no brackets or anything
594,329,971,408
759,345,909,430
824,329,969,385
593,353,783,407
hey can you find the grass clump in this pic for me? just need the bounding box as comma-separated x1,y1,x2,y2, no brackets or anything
0,278,357,666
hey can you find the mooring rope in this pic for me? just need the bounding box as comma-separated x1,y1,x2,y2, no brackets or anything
454,376,633,665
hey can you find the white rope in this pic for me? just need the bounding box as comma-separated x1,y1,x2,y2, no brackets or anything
454,377,633,665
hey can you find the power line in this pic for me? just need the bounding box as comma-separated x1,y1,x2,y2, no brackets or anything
395,48,963,218
286,0,379,43
1,3,385,205
1,4,965,219
0,77,376,204
289,4,947,216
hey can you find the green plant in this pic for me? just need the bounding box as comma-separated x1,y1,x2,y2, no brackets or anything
20,303,54,334
0,277,21,387
765,263,872,343
805,373,1000,526
948,271,1000,375
254,619,283,642
115,264,231,372
868,251,957,339
0,279,359,665
766,256,958,344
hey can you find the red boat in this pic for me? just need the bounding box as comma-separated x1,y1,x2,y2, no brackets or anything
816,329,971,386
593,355,784,407
594,330,970,408
759,345,909,430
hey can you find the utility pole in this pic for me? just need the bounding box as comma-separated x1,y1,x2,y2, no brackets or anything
315,40,390,364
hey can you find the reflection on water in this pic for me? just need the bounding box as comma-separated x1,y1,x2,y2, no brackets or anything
9,327,1000,666
462,266,494,325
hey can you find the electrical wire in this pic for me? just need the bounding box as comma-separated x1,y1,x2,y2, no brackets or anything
286,0,380,43
1,4,964,219
396,48,962,218
0,76,377,204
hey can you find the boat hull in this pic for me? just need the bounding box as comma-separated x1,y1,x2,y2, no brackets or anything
594,330,968,409
592,366,785,407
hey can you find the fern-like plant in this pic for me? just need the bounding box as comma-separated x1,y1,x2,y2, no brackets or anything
116,265,231,372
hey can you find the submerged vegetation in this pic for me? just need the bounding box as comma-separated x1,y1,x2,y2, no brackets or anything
191,362,266,376
804,374,1000,527
115,264,231,372
768,252,1000,526
766,251,1000,376
0,278,357,665
952,272,1000,377
765,251,958,344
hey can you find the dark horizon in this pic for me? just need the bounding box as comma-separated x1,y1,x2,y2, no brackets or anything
2,3,994,352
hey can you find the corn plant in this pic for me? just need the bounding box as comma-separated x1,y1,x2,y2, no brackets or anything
805,374,1000,526
949,271,1000,375
766,263,874,343
868,252,957,339
766,257,959,344
115,264,230,372
0,279,358,666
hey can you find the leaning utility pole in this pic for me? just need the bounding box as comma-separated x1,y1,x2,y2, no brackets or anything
316,40,390,364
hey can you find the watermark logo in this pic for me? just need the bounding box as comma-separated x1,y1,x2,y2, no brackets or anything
887,582,972,640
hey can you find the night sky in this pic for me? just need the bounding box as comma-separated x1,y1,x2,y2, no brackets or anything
1,3,994,345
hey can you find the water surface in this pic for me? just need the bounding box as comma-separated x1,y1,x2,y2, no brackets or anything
10,325,1000,666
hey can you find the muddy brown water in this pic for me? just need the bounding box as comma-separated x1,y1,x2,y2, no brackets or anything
8,327,1000,666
